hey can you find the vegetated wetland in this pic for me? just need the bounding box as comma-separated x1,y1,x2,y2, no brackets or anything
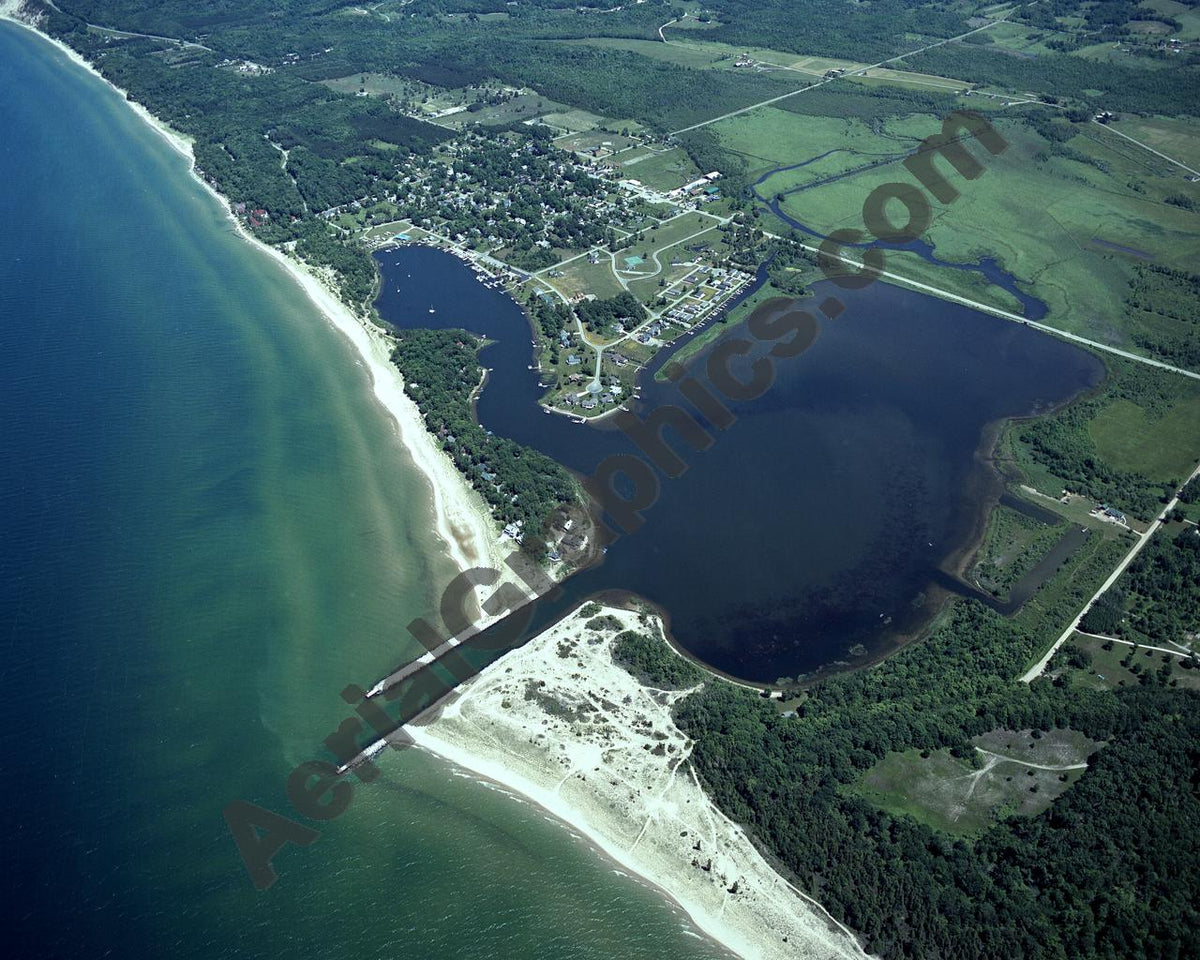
377,243,1104,685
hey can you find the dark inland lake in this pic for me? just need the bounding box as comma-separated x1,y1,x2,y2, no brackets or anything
374,246,1104,684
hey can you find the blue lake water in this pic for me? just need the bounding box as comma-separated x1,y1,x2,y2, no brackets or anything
374,243,1103,684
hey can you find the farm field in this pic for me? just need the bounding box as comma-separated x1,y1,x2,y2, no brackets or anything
1108,114,1200,164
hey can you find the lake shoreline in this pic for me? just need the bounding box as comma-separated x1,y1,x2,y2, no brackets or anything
0,7,515,590
408,601,870,960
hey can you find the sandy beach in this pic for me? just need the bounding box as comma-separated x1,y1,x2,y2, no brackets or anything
5,12,866,954
0,3,517,592
409,603,869,960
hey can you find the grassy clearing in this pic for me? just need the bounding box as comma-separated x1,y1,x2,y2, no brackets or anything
440,92,570,129
1109,113,1200,161
1064,632,1200,691
1139,0,1200,39
633,211,719,251
712,106,932,178
618,147,702,191
1004,355,1200,522
854,727,1100,836
974,727,1102,767
541,107,610,133
981,20,1062,57
559,36,734,70
1088,396,1200,481
554,129,639,156
321,72,421,98
551,257,626,300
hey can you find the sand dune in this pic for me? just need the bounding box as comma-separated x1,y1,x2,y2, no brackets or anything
410,603,869,960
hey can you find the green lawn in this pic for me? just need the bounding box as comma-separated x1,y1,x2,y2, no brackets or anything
552,257,627,301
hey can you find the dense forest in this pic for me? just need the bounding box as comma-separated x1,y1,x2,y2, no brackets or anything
908,42,1200,118
1125,264,1200,371
676,597,1199,958
390,328,577,542
1081,527,1200,644
611,629,703,689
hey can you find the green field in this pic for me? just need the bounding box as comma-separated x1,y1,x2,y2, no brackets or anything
619,147,703,191
1005,354,1200,524
1109,114,1200,162
441,92,570,129
613,212,723,291
551,256,627,301
712,107,925,180
559,37,734,70
1088,396,1200,481
1139,0,1200,39
769,118,1200,348
541,107,610,134
980,20,1062,57
554,129,639,156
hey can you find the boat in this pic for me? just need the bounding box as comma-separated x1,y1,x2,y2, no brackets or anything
428,308,436,314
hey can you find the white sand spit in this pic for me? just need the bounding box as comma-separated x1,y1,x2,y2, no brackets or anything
410,604,870,960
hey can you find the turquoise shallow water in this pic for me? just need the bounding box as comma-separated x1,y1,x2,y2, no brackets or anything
0,23,728,960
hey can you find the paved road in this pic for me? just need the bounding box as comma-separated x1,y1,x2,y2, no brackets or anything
780,236,1200,382
1094,120,1200,179
1020,462,1200,682
668,12,1015,136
